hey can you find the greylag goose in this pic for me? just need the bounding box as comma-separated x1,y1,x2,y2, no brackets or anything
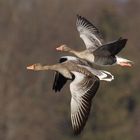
56,15,133,67
27,56,114,135
52,56,114,92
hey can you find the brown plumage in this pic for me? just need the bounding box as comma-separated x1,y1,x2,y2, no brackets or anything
27,56,114,135
56,15,133,67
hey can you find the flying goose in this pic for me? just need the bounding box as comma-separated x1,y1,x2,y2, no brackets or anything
52,56,114,92
27,56,114,135
56,15,133,67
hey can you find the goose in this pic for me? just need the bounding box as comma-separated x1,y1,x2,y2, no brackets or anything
27,56,114,135
56,15,133,67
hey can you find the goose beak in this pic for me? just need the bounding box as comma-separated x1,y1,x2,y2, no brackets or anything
56,46,62,51
27,64,34,70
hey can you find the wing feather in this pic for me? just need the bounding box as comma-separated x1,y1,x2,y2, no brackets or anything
70,71,99,135
94,38,127,56
76,15,103,49
52,57,68,92
52,72,67,92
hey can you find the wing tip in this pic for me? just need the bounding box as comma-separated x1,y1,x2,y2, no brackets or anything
73,129,82,136
76,14,84,25
76,14,82,19
76,14,103,41
118,37,128,43
72,117,88,136
72,123,85,136
52,85,62,92
118,38,128,47
76,14,88,23
123,38,128,45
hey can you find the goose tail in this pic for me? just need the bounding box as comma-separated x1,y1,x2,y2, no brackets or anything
78,65,114,82
98,70,114,82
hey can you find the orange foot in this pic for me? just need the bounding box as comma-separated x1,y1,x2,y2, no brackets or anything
118,62,132,67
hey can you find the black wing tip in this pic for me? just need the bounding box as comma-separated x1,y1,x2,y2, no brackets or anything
52,84,62,92
73,130,82,136
118,37,128,42
72,107,91,135
76,14,87,21
52,86,58,92
76,14,103,39
118,38,128,46
52,87,60,92
52,72,67,93
76,14,81,18
123,38,128,43
123,39,128,45
73,125,85,135
118,37,123,40
72,120,87,135
113,37,128,47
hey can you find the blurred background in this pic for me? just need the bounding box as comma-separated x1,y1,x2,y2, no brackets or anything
0,0,139,140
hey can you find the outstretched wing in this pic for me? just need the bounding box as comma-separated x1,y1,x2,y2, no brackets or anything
94,38,127,56
70,71,100,135
52,57,68,92
76,15,103,49
52,56,86,92
52,72,67,92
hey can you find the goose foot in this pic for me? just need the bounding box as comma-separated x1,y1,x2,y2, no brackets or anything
118,62,132,67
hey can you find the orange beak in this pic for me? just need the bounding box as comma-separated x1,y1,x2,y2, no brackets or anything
56,46,62,51
26,64,34,70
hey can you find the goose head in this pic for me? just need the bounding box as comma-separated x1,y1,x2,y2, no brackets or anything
27,63,43,71
56,44,72,52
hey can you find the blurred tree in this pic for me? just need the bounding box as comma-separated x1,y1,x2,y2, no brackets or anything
0,0,139,140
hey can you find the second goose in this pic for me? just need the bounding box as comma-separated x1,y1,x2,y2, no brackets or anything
56,15,133,67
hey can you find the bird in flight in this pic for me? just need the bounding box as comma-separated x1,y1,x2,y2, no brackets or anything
56,15,133,67
27,56,114,135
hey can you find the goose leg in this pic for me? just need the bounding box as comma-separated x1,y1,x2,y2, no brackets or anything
118,62,132,67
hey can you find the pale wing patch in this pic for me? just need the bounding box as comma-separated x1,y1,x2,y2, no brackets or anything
76,15,103,49
70,71,99,135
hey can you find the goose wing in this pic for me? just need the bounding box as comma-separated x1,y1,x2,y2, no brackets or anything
60,56,91,66
94,38,127,56
70,71,100,135
53,72,67,92
52,57,68,92
78,64,114,82
76,15,103,49
52,56,87,92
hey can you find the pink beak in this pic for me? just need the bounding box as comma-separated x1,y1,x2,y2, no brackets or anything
56,47,62,51
27,65,34,70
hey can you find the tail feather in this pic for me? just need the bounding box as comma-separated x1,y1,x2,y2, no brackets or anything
98,70,114,82
78,65,114,82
